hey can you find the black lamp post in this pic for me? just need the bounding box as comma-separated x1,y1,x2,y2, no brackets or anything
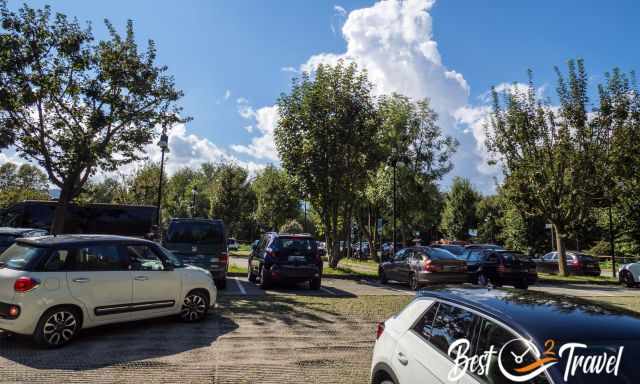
191,187,197,218
156,130,169,227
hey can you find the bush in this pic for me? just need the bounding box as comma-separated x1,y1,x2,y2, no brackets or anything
279,219,304,234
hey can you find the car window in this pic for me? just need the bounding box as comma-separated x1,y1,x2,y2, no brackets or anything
413,302,439,339
486,253,498,263
0,244,48,270
430,303,478,356
394,249,408,261
71,245,126,271
475,319,550,384
467,250,483,262
156,246,184,268
43,249,71,271
551,253,559,261
126,245,165,271
426,248,459,260
166,221,224,244
542,252,554,261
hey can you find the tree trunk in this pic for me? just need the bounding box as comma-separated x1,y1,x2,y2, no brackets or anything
554,225,568,276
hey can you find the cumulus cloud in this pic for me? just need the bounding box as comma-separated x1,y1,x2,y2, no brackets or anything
231,105,280,161
334,5,347,17
281,66,298,73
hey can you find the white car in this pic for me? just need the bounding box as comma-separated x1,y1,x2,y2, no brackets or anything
0,235,216,348
619,262,640,287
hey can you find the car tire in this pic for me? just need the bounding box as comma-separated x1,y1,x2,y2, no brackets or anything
259,265,272,290
514,277,529,290
248,265,257,283
622,271,636,288
34,306,81,348
309,276,321,290
409,273,419,291
180,290,209,322
477,273,488,286
379,269,388,284
215,278,227,290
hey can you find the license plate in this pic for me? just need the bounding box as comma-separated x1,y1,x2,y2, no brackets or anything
288,255,306,263
443,266,458,271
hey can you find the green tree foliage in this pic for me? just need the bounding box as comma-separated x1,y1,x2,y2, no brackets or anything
487,60,604,275
275,61,380,267
440,177,480,241
252,164,300,232
80,176,130,204
0,2,187,233
0,162,49,207
279,219,304,234
208,164,256,239
129,162,161,206
476,195,502,244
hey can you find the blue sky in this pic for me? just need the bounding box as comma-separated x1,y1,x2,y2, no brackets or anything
8,0,640,194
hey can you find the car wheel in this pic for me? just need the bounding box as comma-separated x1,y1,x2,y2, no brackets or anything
514,277,529,290
180,291,209,322
477,273,488,286
248,265,257,283
215,278,227,290
379,269,388,284
309,276,321,290
34,307,81,348
409,273,419,291
622,271,636,288
259,265,272,289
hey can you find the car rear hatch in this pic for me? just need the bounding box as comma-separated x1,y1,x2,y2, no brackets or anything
498,252,530,275
163,221,227,270
576,254,600,273
271,236,319,277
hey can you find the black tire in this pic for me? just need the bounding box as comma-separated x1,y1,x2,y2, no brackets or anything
514,277,529,290
248,265,257,283
379,269,388,284
310,276,321,290
622,271,636,288
34,306,81,348
259,265,272,289
215,278,227,290
409,273,419,291
180,290,209,322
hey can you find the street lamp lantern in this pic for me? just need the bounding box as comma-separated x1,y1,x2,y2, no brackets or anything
156,130,170,230
157,133,169,151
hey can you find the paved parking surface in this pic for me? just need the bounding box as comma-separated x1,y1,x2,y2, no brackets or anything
1,273,637,384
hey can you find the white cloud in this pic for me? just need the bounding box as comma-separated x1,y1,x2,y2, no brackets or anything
224,89,231,100
231,105,280,161
281,66,298,73
334,5,347,17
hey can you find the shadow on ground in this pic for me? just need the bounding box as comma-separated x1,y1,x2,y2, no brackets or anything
0,313,238,371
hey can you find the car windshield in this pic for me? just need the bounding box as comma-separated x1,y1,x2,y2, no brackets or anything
499,252,528,263
0,244,48,270
439,245,465,256
576,253,597,262
156,245,185,268
276,237,315,253
166,221,224,243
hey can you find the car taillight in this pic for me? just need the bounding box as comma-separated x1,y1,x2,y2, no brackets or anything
376,321,385,340
497,264,506,273
14,276,39,292
220,252,228,264
423,259,441,272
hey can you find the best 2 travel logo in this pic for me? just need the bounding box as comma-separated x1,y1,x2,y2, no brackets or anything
447,337,624,382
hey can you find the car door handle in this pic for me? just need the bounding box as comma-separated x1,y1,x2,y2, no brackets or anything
397,352,409,366
134,276,149,281
72,277,90,283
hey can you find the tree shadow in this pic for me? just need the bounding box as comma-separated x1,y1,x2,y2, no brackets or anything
0,313,238,371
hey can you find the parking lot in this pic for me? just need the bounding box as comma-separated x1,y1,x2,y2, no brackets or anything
0,274,637,384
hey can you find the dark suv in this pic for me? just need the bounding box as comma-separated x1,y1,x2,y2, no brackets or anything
163,218,228,289
0,227,48,254
465,249,537,289
248,232,322,290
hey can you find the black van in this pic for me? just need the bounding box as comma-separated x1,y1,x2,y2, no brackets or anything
163,218,228,289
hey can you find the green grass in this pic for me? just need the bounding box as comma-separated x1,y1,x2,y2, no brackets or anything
229,248,251,258
538,272,619,285
227,261,376,279
586,296,640,314
228,264,248,275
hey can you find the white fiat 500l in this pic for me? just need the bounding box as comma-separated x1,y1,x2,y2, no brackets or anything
0,235,216,348
619,262,640,287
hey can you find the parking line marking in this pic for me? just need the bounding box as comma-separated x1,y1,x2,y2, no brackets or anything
234,278,247,295
320,287,335,295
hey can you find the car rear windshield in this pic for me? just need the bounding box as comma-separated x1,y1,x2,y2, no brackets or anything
576,253,597,262
426,248,458,260
499,252,527,263
440,245,465,256
0,244,48,270
166,221,224,244
275,237,316,252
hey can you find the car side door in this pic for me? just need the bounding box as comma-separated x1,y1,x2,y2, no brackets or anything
387,249,406,281
396,248,415,283
66,244,133,322
249,236,267,275
482,252,499,282
124,244,181,315
394,301,480,384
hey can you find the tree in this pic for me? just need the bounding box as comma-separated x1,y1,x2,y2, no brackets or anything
487,60,602,276
208,164,256,239
252,165,300,232
0,162,49,207
440,177,480,241
129,162,161,206
0,3,186,233
79,176,129,204
279,219,304,234
476,195,502,244
275,61,380,267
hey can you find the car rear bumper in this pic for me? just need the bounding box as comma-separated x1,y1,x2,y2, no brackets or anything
0,301,40,335
416,272,468,284
270,264,321,281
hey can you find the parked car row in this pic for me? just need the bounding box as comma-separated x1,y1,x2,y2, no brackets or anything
379,243,536,290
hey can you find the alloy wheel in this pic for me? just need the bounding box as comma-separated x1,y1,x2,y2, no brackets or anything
42,310,78,346
181,293,207,321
